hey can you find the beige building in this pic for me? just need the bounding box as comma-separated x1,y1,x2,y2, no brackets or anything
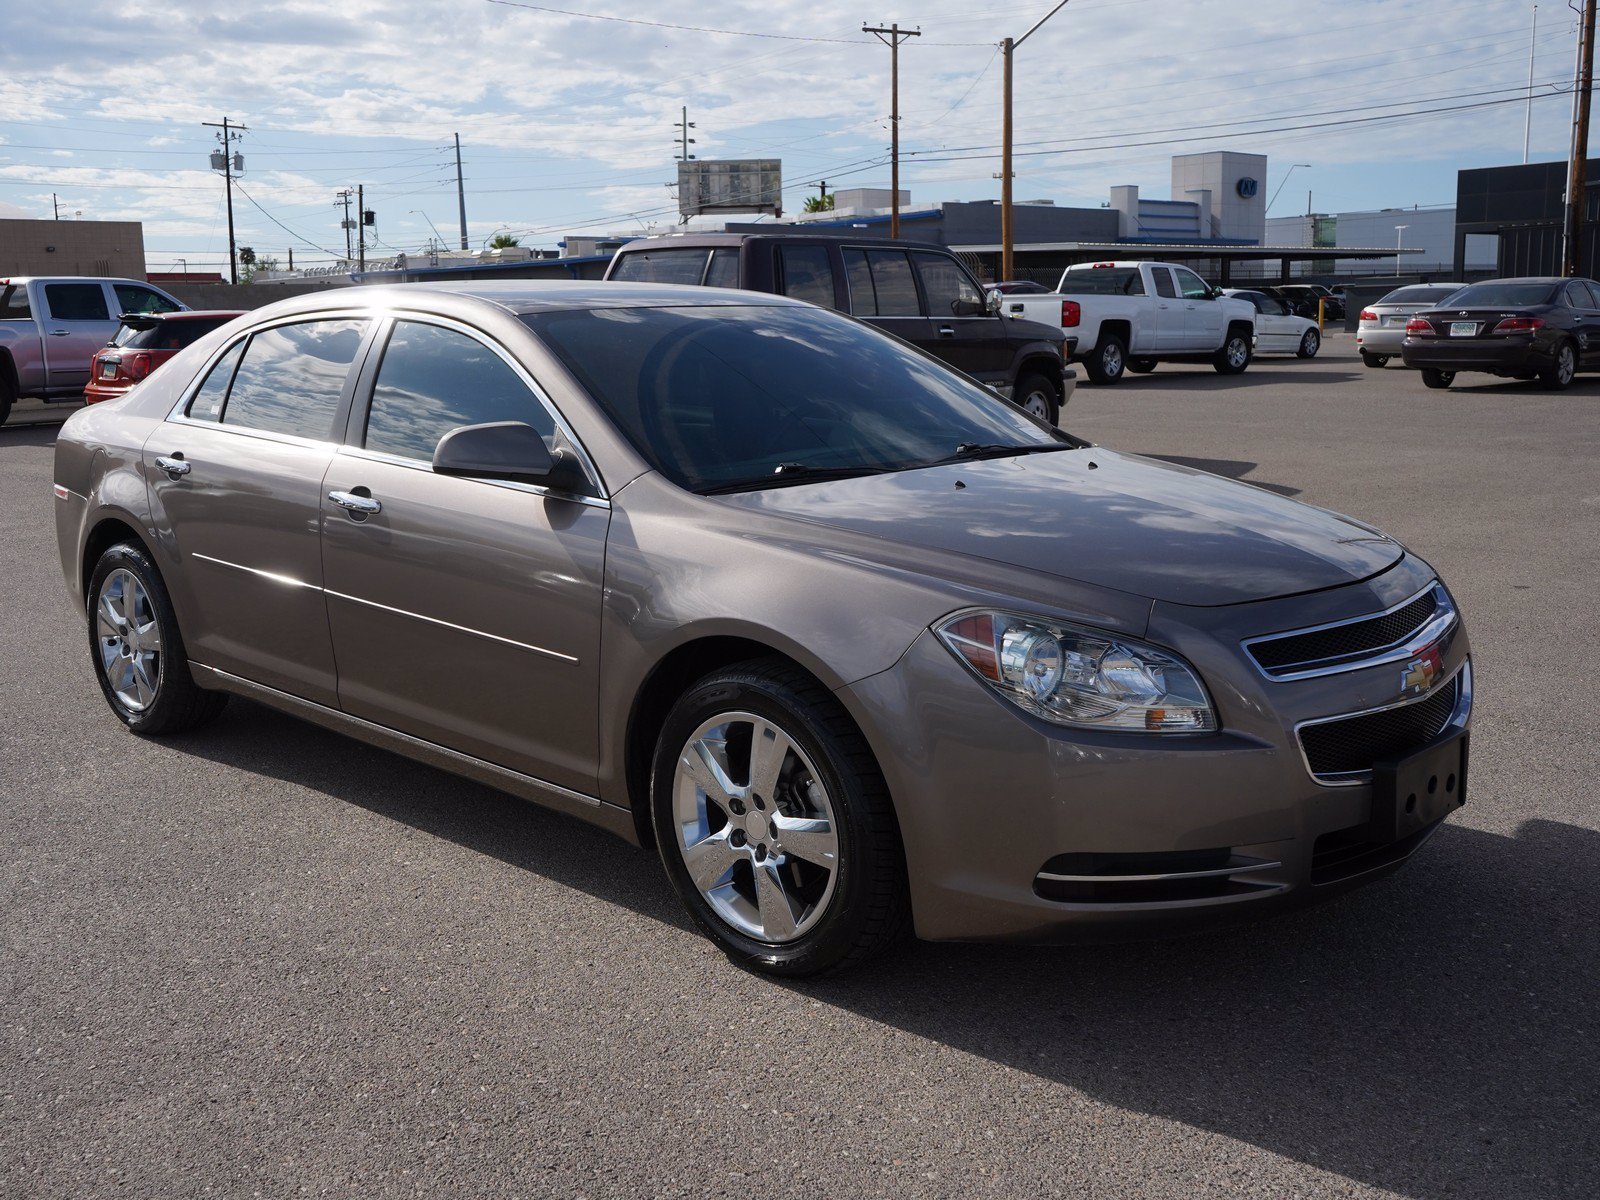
0,219,146,278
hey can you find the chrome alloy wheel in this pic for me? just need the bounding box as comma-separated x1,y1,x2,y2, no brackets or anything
1226,335,1250,369
672,711,840,943
1558,343,1576,386
96,568,161,711
1101,342,1124,377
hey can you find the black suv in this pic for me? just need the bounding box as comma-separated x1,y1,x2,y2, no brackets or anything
604,233,1072,423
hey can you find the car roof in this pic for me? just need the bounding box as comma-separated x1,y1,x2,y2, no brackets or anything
613,231,949,252
0,276,160,286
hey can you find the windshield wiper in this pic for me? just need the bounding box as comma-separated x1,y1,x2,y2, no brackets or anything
696,462,886,495
916,442,1076,468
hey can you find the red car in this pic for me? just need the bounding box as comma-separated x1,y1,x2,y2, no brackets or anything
85,310,245,404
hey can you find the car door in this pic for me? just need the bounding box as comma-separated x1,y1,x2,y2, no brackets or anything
39,281,117,391
1173,266,1224,351
1249,293,1293,351
1562,280,1600,367
319,316,609,794
909,251,999,381
143,317,373,706
1146,267,1182,353
843,247,933,356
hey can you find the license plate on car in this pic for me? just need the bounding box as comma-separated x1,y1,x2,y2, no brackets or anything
100,362,117,378
1368,731,1468,842
1449,321,1477,337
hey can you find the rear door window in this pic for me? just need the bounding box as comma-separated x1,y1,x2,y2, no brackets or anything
704,248,740,289
609,249,710,285
912,252,984,318
1150,268,1177,299
778,244,839,309
858,249,922,317
363,321,557,462
185,340,247,424
220,319,367,441
44,283,110,321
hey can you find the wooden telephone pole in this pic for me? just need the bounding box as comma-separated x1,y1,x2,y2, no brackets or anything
863,23,920,238
1564,0,1597,276
1001,1,1071,282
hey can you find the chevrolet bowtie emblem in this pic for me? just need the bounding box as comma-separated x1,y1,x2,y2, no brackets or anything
1401,647,1443,697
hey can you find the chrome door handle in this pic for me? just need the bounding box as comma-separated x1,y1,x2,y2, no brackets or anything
328,490,381,515
155,455,190,477
937,325,956,337
49,329,70,337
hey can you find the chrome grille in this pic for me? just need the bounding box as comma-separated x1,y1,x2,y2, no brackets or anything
1298,673,1462,781
1245,584,1452,679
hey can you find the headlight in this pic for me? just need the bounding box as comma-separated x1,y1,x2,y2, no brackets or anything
935,611,1216,733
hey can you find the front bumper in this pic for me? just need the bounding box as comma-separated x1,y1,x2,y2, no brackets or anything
841,557,1472,942
1401,334,1552,375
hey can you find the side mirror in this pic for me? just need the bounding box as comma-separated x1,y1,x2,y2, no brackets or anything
985,289,1003,315
432,421,589,493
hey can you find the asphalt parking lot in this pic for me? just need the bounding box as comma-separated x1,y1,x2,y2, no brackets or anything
2,335,1596,1199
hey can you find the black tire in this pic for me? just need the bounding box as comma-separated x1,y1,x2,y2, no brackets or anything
1212,327,1253,375
1540,340,1577,390
1420,369,1455,390
1012,370,1061,425
1082,332,1127,385
1360,352,1389,369
0,373,14,426
1296,328,1321,359
1126,357,1158,374
651,658,909,977
86,542,227,735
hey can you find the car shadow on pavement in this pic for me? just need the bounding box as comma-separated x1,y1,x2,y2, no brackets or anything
0,424,63,449
174,702,1594,1198
1139,455,1302,497
1101,366,1359,390
796,818,1598,1200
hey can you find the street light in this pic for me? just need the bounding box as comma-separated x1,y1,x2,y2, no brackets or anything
1266,163,1312,215
1394,224,1409,277
1000,0,1072,282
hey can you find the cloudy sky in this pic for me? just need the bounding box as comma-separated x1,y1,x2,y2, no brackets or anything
0,0,1578,272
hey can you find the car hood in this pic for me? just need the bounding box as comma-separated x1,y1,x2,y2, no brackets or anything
717,448,1402,607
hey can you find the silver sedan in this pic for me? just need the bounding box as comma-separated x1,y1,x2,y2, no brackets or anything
1357,283,1465,367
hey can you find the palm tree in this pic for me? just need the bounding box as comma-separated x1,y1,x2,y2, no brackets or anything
488,233,521,248
802,195,834,214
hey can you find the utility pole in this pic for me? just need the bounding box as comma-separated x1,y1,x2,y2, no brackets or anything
335,188,354,262
202,117,247,284
454,132,468,250
52,193,59,220
674,106,696,161
357,184,366,273
864,23,920,238
1564,0,1597,277
1000,1,1070,281
288,247,294,271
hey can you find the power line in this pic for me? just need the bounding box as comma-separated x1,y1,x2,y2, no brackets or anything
233,180,346,258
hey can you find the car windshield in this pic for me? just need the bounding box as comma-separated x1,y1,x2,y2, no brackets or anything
1442,282,1560,307
523,303,1071,493
1377,285,1463,306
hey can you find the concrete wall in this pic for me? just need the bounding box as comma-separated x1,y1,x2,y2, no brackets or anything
164,281,349,310
1172,152,1267,242
0,219,147,278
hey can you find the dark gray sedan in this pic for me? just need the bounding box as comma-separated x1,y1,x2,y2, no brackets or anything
53,282,1473,975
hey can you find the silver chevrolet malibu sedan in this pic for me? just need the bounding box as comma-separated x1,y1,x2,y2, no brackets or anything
54,282,1472,975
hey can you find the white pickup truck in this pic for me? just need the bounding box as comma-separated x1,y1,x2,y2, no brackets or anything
998,261,1256,385
0,276,185,424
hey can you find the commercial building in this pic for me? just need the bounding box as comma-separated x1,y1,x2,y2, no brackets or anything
1453,158,1600,278
1267,205,1494,278
0,218,147,278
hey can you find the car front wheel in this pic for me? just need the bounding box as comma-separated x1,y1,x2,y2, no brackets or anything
87,542,228,734
1013,371,1061,425
652,659,908,977
1297,328,1321,358
1212,329,1252,375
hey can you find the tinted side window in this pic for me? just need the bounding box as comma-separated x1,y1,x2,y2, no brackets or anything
222,320,366,440
2,287,31,320
705,248,740,289
1174,268,1212,300
113,285,180,315
1151,269,1177,299
185,340,247,424
1565,281,1598,308
863,250,921,316
912,252,983,317
778,245,839,309
843,249,877,315
364,321,556,462
610,249,709,285
45,284,109,321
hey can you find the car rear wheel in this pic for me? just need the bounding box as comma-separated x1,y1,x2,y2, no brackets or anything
1541,340,1577,389
1012,371,1061,425
652,659,908,977
1083,333,1127,385
1360,352,1389,368
0,374,14,426
87,542,228,735
1212,329,1252,375
1126,357,1157,374
1297,328,1321,359
1420,369,1455,389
